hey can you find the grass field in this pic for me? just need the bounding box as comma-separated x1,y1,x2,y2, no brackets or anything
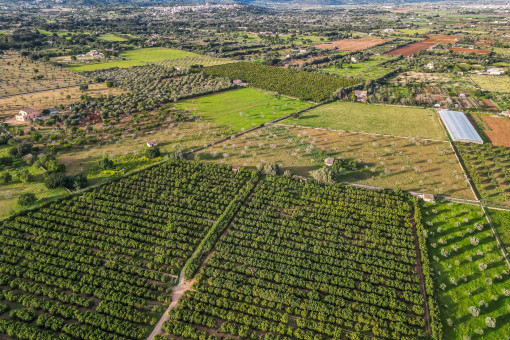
98,33,128,42
67,59,146,72
0,83,126,119
422,201,510,340
284,102,447,140
119,47,198,63
0,162,68,219
197,125,473,198
493,48,510,56
174,88,312,131
471,75,510,93
396,28,432,35
320,56,395,80
488,209,510,252
155,55,235,69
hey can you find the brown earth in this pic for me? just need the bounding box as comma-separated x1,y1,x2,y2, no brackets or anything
449,47,491,55
315,38,389,51
482,116,510,147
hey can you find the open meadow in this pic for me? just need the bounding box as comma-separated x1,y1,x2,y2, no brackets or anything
155,55,234,69
119,47,198,63
284,102,447,140
421,201,510,340
174,88,312,131
197,125,473,198
470,75,510,93
320,55,396,80
0,83,126,120
0,51,86,97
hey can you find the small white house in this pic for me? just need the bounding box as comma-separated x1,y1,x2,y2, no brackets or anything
420,193,435,203
324,157,335,167
15,108,42,122
487,67,506,75
146,141,158,148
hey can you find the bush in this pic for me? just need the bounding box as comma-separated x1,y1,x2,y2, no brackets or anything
146,147,161,159
310,167,336,185
98,157,114,170
0,172,12,184
44,172,67,189
257,162,280,176
18,193,37,206
485,317,496,328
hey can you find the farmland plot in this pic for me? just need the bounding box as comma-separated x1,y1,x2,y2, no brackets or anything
315,38,389,51
160,176,436,339
198,125,473,199
456,143,510,207
0,51,85,97
481,116,510,147
421,202,510,340
0,161,254,338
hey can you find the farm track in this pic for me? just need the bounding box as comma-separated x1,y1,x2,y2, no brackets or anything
146,176,260,340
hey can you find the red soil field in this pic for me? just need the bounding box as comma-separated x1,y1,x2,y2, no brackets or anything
315,38,389,51
449,47,491,55
483,116,510,147
476,40,495,47
386,34,462,57
427,34,462,43
385,40,437,57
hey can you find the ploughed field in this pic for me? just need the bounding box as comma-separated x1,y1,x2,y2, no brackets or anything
315,38,389,51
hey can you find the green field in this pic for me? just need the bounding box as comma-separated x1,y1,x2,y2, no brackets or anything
422,202,510,340
494,48,510,56
488,209,510,250
98,33,128,42
67,59,146,72
174,88,312,131
320,56,395,81
284,101,447,140
0,31,6,35
471,75,510,93
396,28,432,35
119,47,198,63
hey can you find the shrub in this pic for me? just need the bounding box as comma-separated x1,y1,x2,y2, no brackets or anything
18,193,37,206
485,317,496,328
468,306,480,317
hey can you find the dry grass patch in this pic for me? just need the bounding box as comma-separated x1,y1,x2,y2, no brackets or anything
196,125,474,199
0,51,86,97
0,83,126,120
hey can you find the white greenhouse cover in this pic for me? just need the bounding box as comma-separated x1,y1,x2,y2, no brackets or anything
438,110,483,144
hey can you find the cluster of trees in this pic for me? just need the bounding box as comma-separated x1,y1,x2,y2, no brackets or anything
203,62,360,102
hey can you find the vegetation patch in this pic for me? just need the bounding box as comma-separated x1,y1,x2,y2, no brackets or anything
203,62,359,102
284,102,447,140
98,33,128,42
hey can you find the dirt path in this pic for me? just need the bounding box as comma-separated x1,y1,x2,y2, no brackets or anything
146,269,194,340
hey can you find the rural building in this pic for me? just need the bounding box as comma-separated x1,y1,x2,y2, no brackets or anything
292,175,307,182
500,110,510,117
233,79,247,86
354,90,368,102
419,193,435,203
15,108,42,122
22,153,33,161
486,67,506,75
146,141,158,148
350,56,359,63
425,62,435,70
86,50,104,58
437,110,483,144
232,166,241,173
324,157,335,167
